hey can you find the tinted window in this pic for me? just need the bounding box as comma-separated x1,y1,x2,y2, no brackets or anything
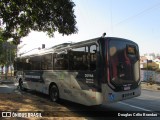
109,39,139,83
23,58,31,70
90,45,97,71
127,45,136,55
54,52,68,70
15,58,32,70
30,56,41,70
69,46,89,70
41,54,52,70
15,58,23,70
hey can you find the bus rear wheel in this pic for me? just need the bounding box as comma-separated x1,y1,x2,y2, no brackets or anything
49,84,59,102
19,80,26,91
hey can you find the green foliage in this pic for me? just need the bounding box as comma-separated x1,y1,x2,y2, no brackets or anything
0,42,6,65
147,66,153,70
0,29,16,66
0,29,5,65
141,65,155,71
0,0,78,44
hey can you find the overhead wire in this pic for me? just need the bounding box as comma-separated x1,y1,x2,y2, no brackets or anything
115,2,160,26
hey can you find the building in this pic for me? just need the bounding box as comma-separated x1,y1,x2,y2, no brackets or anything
140,56,159,69
153,57,160,69
140,56,147,68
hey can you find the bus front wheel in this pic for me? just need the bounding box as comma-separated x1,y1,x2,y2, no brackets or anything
49,84,59,102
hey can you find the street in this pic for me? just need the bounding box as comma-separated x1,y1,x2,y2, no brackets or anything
119,90,160,112
54,89,160,119
0,82,160,120
0,80,17,93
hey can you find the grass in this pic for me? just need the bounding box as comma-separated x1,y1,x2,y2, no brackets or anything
0,91,84,120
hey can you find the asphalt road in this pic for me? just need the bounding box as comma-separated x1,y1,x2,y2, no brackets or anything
0,81,17,93
54,89,160,120
0,82,160,120
119,90,160,112
22,88,160,120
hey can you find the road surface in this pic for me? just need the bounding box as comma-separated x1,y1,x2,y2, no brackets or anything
0,80,17,93
0,82,160,119
20,89,160,120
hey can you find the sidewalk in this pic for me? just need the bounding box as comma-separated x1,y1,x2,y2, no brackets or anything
0,78,18,93
0,80,14,84
141,82,160,91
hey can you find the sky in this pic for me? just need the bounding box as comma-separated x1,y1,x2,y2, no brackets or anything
19,0,160,56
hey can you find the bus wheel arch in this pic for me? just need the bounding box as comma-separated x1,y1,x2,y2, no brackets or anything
49,83,59,102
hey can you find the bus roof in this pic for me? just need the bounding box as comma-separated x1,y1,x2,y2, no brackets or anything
17,37,137,58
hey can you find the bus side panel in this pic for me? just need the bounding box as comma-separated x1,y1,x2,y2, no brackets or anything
57,71,72,101
40,70,57,94
42,71,73,101
68,72,103,106
15,71,34,90
40,71,65,98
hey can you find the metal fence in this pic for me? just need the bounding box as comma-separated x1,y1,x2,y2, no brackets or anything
141,70,160,84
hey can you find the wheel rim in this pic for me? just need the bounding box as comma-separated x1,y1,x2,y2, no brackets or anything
50,86,58,102
19,80,24,90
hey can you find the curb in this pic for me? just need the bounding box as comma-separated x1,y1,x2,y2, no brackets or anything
0,80,14,84
141,88,160,92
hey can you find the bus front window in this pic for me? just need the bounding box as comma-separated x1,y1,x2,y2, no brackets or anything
108,38,140,91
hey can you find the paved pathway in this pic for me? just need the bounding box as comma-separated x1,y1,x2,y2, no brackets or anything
0,80,18,93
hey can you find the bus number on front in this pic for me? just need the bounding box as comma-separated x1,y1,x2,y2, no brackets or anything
85,74,94,78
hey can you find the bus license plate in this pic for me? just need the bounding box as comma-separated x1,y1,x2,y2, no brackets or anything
124,86,130,90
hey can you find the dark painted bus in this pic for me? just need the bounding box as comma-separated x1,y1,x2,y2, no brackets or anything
14,36,141,106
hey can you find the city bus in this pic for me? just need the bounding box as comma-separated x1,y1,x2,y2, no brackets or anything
14,36,141,106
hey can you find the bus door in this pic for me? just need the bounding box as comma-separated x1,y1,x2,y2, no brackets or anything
68,46,91,103
69,45,100,104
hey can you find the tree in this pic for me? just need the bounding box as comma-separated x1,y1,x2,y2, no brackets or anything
0,29,16,75
0,30,6,74
0,0,78,44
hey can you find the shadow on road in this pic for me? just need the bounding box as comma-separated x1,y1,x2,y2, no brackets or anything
21,89,123,118
1,88,160,120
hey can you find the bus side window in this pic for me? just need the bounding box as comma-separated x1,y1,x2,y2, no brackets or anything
23,58,31,70
41,54,53,70
69,46,89,70
90,45,97,71
54,53,68,70
30,56,41,70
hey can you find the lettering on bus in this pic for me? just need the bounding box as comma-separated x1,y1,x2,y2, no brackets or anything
85,74,94,78
64,89,72,94
25,75,41,79
24,72,44,82
85,74,94,83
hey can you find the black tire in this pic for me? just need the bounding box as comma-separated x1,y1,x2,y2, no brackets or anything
49,84,59,102
19,80,26,91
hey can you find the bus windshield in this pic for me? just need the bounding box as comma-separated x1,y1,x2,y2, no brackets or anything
108,38,140,90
